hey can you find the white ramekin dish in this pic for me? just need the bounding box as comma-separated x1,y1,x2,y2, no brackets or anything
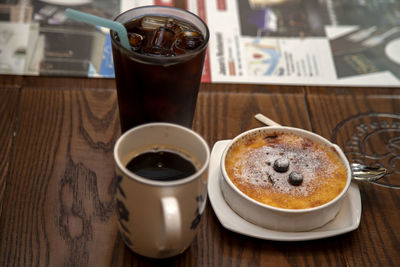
220,126,352,232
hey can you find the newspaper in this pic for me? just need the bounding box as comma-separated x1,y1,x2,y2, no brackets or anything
188,0,400,86
0,0,399,87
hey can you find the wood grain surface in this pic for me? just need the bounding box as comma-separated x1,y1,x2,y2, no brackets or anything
306,86,400,267
0,86,19,211
0,76,400,267
0,83,120,266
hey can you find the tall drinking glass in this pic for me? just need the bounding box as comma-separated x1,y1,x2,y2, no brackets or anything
111,6,209,133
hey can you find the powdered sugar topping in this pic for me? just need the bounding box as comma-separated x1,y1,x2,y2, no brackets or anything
229,134,341,197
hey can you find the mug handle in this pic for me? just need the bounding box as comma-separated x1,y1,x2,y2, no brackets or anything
160,197,181,250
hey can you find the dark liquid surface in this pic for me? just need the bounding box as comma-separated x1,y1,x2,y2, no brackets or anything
126,150,197,181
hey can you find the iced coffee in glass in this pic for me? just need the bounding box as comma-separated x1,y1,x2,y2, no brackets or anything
111,6,209,132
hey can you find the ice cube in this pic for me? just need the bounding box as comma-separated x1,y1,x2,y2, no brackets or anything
166,19,192,35
141,16,167,30
153,27,175,49
142,26,176,56
128,33,144,50
175,30,204,50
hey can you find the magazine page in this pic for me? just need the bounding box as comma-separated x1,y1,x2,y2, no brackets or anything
187,0,400,87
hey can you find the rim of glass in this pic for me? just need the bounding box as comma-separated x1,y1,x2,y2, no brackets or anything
110,5,210,61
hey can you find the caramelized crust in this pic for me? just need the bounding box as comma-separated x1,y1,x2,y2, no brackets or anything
225,132,347,209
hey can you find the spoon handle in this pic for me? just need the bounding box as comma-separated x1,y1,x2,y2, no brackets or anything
254,114,282,127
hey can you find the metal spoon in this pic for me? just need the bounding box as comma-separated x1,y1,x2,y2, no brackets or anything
351,163,386,182
254,113,387,183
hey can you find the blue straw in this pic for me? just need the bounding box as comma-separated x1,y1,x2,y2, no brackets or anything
65,8,130,50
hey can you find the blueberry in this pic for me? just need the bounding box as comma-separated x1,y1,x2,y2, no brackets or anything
273,158,289,173
288,172,303,186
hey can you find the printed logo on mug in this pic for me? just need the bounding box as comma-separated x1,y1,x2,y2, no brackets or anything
113,123,210,258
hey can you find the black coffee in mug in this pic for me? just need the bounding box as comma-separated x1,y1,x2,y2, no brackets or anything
126,148,197,181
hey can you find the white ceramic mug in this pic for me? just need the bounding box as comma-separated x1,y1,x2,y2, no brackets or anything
113,123,210,258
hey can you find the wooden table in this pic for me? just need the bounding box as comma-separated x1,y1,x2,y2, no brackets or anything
1,75,400,266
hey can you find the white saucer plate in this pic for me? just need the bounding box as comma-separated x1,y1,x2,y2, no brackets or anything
208,140,362,241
